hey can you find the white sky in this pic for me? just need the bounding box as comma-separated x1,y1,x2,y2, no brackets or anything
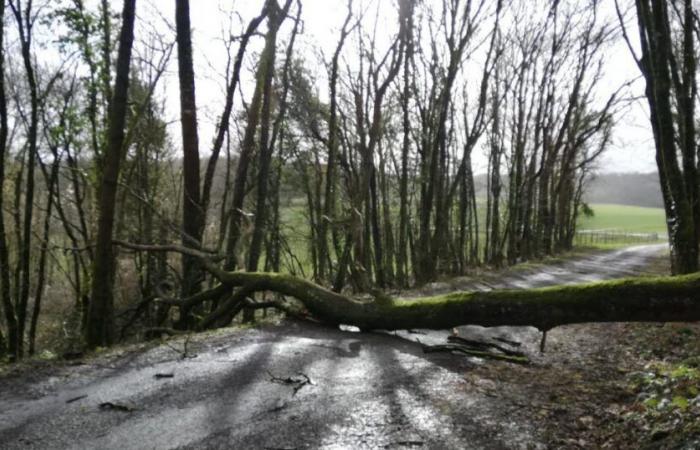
135,0,657,174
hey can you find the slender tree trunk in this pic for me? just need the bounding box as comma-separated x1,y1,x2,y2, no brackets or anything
100,0,112,106
201,6,268,216
224,22,273,270
248,0,294,273
29,154,60,355
397,36,411,286
245,0,294,322
487,85,503,266
0,0,19,361
175,0,203,327
86,0,136,348
9,0,40,358
467,161,479,265
318,4,352,283
379,147,395,285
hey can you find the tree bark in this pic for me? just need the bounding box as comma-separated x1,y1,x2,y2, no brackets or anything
86,0,136,348
633,0,698,274
247,0,294,273
29,152,60,355
397,16,412,286
9,0,40,358
175,0,203,325
318,2,353,283
0,0,19,361
224,18,274,270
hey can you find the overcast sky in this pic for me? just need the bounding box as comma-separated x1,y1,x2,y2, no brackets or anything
138,0,657,174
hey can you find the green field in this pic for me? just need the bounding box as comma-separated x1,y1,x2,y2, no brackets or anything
575,203,668,249
578,203,667,234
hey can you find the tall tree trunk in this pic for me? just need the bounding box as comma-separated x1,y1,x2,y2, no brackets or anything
359,0,408,285
100,0,112,108
248,0,294,273
397,29,412,286
486,84,504,266
379,146,395,285
0,0,19,361
9,0,40,358
467,160,479,265
245,0,295,322
201,7,268,217
224,21,274,271
175,0,203,327
86,0,136,348
634,0,698,274
318,3,353,284
29,153,60,355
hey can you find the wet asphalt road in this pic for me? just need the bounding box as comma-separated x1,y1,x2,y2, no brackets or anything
0,244,667,449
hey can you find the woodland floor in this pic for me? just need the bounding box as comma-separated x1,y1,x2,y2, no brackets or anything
1,244,699,449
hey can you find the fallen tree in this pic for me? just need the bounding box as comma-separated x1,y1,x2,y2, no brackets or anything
115,241,700,334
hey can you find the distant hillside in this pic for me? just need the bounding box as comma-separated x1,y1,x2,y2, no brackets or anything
584,172,663,208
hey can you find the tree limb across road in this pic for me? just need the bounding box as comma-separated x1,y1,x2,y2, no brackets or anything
114,240,700,333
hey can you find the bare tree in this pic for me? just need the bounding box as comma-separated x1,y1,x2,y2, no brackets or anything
86,0,136,348
8,0,40,358
618,0,698,273
0,0,19,360
247,0,296,273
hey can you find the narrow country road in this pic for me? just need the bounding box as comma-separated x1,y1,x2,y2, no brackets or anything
0,244,669,449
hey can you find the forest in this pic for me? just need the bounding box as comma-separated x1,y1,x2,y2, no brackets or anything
1,0,700,447
0,0,698,356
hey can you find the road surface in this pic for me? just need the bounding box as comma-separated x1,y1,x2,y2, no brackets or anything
0,244,669,449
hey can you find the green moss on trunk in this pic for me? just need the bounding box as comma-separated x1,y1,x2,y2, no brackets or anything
208,270,700,332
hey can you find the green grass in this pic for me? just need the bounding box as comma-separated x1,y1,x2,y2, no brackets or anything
575,203,668,249
578,203,667,234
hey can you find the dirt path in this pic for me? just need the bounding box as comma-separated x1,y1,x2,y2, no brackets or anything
1,243,697,449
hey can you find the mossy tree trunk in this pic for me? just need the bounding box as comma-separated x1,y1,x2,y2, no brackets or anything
117,242,700,334
205,270,700,333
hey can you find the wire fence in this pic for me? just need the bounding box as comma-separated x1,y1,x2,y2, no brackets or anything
574,229,665,246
